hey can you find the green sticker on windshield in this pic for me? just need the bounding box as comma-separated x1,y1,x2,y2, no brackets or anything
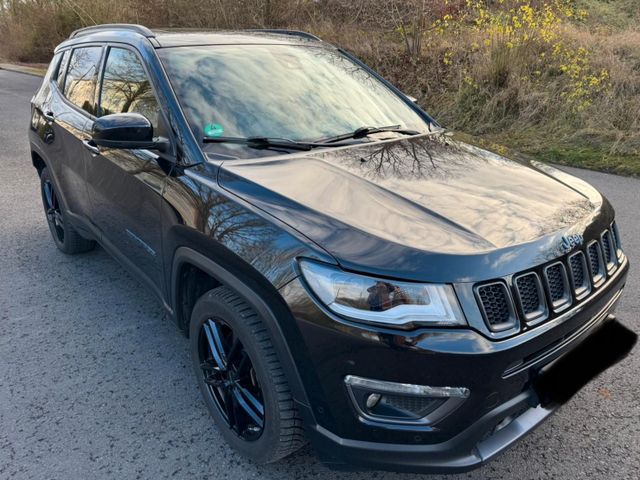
204,123,224,137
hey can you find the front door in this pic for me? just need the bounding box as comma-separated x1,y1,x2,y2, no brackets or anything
84,46,170,297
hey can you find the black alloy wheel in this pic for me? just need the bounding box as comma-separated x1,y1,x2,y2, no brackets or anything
43,177,65,243
190,287,305,463
198,317,265,440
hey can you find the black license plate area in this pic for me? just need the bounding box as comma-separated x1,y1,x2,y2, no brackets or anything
533,320,636,407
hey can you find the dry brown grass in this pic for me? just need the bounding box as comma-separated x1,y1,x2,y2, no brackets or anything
1,0,639,174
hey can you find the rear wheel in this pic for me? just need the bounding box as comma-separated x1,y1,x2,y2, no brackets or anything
190,286,305,463
40,167,95,254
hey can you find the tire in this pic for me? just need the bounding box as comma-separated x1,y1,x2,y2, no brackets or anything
40,167,95,254
190,286,305,463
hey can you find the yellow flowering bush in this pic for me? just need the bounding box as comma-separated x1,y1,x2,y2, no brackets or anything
430,0,608,111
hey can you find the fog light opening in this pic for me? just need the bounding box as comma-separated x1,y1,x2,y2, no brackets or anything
344,375,470,426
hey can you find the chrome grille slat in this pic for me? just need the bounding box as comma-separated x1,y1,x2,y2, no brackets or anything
602,231,612,264
612,222,623,260
601,230,617,273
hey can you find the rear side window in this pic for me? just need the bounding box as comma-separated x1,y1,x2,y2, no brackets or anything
56,50,71,88
99,47,162,133
45,52,62,82
64,46,103,115
33,52,61,105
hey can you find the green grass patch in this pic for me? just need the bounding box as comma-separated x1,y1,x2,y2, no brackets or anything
576,0,639,30
481,125,640,177
525,146,640,177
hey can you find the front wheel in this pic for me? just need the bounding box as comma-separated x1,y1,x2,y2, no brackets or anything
40,167,95,254
190,286,305,463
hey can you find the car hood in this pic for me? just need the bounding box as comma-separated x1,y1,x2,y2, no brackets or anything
218,131,611,282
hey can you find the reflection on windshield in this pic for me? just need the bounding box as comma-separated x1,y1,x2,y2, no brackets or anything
159,44,429,156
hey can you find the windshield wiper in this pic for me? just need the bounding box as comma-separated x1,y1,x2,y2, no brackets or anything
203,135,350,151
315,125,421,144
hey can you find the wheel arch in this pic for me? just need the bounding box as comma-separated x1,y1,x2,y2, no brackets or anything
170,246,314,414
31,150,47,175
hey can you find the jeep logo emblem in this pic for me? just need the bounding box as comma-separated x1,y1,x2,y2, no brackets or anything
560,234,584,253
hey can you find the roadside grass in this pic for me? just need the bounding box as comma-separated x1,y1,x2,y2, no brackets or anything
533,147,640,177
490,133,640,177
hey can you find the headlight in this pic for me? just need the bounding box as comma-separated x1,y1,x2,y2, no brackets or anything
299,260,466,328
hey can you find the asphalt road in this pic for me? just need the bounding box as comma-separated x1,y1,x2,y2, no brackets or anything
1,68,638,480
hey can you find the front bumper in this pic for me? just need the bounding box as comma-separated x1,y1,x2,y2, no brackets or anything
309,390,551,473
280,258,631,473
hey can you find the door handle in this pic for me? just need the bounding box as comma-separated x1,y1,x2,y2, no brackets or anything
82,139,100,155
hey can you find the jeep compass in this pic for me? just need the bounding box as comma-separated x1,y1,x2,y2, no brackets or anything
28,24,633,473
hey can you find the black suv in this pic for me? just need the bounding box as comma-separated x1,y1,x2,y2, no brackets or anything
29,24,632,473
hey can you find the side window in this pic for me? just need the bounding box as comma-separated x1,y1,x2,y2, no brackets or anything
63,46,103,115
99,47,163,135
56,50,71,89
45,52,62,83
33,52,61,105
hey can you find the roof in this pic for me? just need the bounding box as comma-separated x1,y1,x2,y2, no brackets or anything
66,24,323,49
152,29,321,48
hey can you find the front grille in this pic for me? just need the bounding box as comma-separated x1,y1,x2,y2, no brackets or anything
601,231,612,264
588,241,605,286
588,242,599,276
544,262,572,311
546,264,564,301
514,273,546,322
611,222,623,259
568,251,591,300
476,282,515,331
474,226,623,334
569,253,585,287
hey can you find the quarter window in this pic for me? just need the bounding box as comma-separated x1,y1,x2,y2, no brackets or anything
99,47,162,134
56,50,71,89
64,46,103,115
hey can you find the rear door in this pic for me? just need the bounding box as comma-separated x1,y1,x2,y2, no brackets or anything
38,46,104,222
84,45,170,296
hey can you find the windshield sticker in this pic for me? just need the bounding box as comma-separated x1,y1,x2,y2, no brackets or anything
204,123,224,137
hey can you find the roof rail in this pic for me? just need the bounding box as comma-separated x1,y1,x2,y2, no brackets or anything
251,29,321,41
70,24,155,39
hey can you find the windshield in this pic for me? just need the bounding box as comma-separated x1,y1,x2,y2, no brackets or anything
158,44,431,156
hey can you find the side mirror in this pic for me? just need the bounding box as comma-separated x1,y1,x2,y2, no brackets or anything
91,113,168,152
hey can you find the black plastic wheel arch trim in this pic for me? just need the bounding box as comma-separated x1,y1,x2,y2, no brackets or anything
170,247,314,415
